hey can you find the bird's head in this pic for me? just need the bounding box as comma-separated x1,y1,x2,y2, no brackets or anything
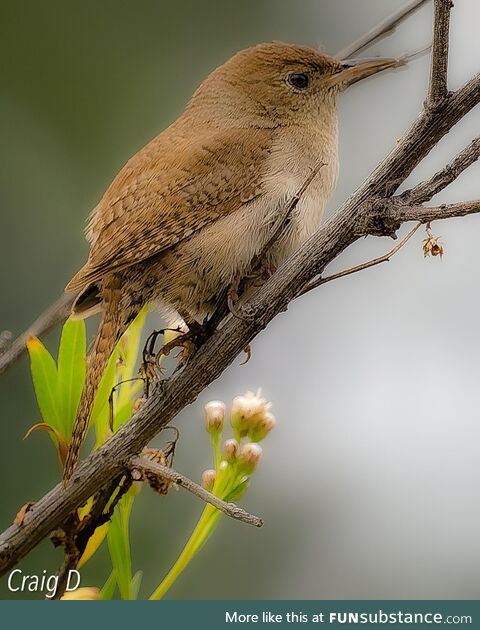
187,42,403,128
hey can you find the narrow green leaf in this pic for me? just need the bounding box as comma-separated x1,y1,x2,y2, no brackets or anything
130,571,143,600
24,422,69,465
107,493,134,600
91,347,118,444
100,571,117,600
57,319,86,439
27,336,60,432
113,400,134,432
116,307,148,411
93,308,146,442
224,478,250,503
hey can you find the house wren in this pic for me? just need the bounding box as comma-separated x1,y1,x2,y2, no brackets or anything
63,42,401,481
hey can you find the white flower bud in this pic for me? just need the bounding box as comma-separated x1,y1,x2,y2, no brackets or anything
249,411,276,442
230,390,271,437
237,442,263,475
222,438,239,463
201,469,216,491
204,400,226,435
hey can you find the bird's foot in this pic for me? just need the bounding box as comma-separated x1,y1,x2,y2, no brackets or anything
156,320,207,364
246,259,277,285
139,327,183,391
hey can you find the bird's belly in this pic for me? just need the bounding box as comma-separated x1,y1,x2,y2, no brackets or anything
151,195,276,320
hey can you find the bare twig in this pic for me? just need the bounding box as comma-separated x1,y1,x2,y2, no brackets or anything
298,223,422,297
428,0,452,104
401,137,480,203
50,475,126,599
0,292,74,376
131,456,263,527
397,199,480,223
0,331,13,354
299,195,480,297
336,0,430,60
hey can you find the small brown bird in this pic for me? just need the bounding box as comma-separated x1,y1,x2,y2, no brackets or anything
63,42,402,482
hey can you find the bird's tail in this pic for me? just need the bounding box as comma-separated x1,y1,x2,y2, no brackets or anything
63,277,129,484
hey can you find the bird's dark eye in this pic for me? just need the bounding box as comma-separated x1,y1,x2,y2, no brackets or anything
286,72,310,90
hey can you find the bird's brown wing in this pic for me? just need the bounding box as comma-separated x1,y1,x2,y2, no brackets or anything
66,126,274,292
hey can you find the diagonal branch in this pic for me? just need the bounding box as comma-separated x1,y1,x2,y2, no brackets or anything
298,223,422,297
400,137,480,204
336,0,430,60
0,292,74,376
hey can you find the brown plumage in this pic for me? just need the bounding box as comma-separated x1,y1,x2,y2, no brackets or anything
64,42,401,482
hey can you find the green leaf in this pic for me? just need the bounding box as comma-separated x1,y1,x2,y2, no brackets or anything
224,478,250,503
130,571,143,600
113,399,134,432
56,319,86,439
23,422,69,465
107,492,135,600
93,308,146,442
27,336,60,433
100,572,117,600
91,347,118,445
116,307,148,412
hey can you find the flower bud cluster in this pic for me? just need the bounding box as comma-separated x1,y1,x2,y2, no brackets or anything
230,390,276,442
201,390,276,494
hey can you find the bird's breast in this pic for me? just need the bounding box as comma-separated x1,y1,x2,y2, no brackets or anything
264,121,339,267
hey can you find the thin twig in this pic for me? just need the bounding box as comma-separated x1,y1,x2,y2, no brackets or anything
51,476,127,599
0,292,74,376
428,0,452,104
401,137,480,204
336,0,430,60
0,331,13,354
298,223,422,298
398,199,480,223
75,476,129,550
130,456,263,527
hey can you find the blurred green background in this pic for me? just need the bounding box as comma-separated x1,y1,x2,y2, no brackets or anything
1,0,480,600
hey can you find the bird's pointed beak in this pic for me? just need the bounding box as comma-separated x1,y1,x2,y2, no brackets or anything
326,56,405,89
